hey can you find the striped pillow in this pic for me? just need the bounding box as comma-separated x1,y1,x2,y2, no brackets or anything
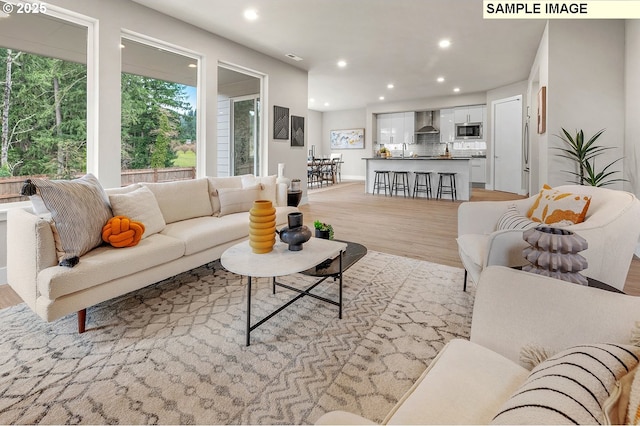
22,174,113,267
496,205,538,231
492,343,640,425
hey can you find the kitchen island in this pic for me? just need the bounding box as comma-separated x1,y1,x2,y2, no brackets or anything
363,157,472,200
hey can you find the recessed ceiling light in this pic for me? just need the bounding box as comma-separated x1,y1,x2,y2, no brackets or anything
439,39,451,49
188,63,197,68
437,77,445,83
337,60,347,68
309,98,315,103
387,84,394,89
453,87,460,93
244,9,258,21
379,96,385,101
324,102,330,107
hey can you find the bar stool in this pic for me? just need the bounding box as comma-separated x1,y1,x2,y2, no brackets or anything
413,171,433,199
391,171,411,197
437,172,457,201
372,170,391,196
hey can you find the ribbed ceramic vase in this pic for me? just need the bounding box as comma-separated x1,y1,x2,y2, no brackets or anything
522,226,589,285
249,200,276,254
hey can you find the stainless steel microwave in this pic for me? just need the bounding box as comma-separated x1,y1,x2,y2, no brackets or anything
455,122,483,140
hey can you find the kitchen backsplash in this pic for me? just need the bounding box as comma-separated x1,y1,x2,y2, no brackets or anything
381,140,486,157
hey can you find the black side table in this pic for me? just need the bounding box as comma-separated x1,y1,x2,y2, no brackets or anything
287,190,302,207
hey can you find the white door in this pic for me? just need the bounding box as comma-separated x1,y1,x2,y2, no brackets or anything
493,96,523,193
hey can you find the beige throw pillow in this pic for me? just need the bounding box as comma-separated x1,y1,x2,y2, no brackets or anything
207,176,245,214
109,186,166,238
241,175,277,205
143,178,213,223
217,186,261,217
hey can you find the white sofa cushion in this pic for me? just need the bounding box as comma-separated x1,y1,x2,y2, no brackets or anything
385,339,529,425
160,215,251,256
108,186,166,238
38,233,185,299
143,178,213,223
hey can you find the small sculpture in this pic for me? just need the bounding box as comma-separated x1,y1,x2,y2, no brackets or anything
278,212,311,251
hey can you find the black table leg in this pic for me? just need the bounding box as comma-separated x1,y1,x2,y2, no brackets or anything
339,249,343,319
246,276,252,347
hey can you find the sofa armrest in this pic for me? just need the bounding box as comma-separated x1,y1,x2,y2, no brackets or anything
7,208,57,312
457,198,531,236
484,230,530,268
470,266,640,368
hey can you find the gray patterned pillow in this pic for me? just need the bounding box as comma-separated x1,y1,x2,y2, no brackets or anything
492,343,640,425
21,173,113,267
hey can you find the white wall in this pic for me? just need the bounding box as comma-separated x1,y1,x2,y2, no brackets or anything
625,20,640,199
1,0,308,284
322,109,367,180
545,20,625,188
307,109,323,159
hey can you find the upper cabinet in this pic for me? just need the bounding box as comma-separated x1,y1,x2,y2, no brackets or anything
439,109,455,143
454,105,485,124
377,112,415,145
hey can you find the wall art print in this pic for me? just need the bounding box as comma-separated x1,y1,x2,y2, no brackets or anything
273,106,289,140
330,128,365,149
291,115,304,147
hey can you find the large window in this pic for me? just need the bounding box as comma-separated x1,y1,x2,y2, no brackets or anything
120,37,198,185
0,6,88,202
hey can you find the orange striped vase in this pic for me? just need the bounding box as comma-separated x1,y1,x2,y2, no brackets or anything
249,200,276,254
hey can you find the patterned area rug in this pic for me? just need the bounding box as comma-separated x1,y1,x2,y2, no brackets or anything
0,251,475,424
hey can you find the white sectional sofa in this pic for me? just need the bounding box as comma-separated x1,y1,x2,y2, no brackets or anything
317,266,640,425
8,174,298,332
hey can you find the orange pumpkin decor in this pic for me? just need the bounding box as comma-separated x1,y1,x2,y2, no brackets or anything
102,215,145,248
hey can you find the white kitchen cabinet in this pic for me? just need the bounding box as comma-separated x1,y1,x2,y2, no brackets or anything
471,157,487,183
439,108,455,143
454,105,485,124
377,112,414,145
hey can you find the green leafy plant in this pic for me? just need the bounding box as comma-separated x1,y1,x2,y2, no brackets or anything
313,220,334,239
554,128,626,187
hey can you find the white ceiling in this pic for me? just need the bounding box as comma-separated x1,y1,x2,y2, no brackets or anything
131,0,546,112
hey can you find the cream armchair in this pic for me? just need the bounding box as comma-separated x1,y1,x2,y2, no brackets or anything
457,185,640,291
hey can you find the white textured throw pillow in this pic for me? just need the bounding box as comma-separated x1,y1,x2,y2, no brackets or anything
109,186,166,238
217,186,261,217
207,176,244,214
496,204,538,231
492,343,640,425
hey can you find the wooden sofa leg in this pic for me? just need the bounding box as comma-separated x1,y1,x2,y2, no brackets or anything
463,270,467,292
78,309,86,333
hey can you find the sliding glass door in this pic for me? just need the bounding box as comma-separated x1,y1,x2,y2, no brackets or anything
231,95,260,176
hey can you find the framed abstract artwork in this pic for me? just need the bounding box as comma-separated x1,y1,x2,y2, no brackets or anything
273,105,289,140
330,128,365,149
291,115,304,147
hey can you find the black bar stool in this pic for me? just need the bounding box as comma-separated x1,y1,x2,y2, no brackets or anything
413,171,433,199
372,170,391,196
391,171,410,197
437,172,457,201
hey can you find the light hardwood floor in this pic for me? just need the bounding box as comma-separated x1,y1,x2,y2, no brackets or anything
299,181,640,296
0,181,638,309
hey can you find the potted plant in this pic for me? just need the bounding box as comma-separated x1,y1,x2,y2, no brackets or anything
554,128,626,187
313,220,334,239
378,147,389,157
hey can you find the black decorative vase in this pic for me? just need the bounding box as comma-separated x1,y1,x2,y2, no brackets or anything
279,212,311,251
315,229,330,239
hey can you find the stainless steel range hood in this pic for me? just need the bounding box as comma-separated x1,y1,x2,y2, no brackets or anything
415,111,439,134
